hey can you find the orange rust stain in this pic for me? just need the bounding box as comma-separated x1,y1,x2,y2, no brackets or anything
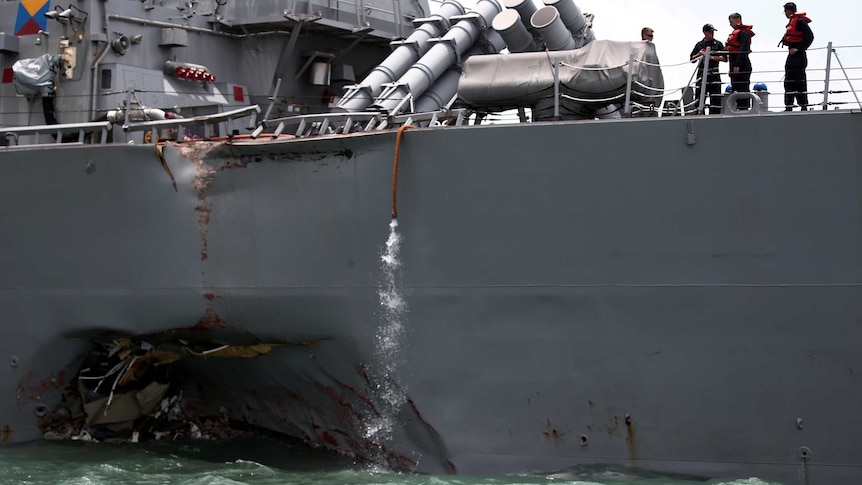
195,204,211,261
194,308,230,330
217,159,249,171
174,140,219,153
607,415,620,437
542,418,564,447
319,430,339,447
18,371,66,403
551,428,562,446
0,426,11,443
625,415,638,465
332,429,362,456
203,293,216,301
187,148,217,264
313,382,357,430
195,204,211,224
394,455,418,471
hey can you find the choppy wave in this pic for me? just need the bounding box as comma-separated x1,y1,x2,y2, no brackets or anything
0,440,787,485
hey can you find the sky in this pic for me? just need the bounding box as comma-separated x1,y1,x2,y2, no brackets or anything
435,0,862,112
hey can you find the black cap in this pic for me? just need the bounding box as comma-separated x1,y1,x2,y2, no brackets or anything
783,2,797,11
702,23,717,32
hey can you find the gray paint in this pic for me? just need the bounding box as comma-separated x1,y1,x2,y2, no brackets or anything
1,0,862,484
1,111,861,485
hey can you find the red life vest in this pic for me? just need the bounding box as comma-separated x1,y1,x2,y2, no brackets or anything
727,24,755,52
783,13,811,45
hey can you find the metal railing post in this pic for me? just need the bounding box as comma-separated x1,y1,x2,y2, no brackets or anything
698,47,710,114
624,53,634,117
822,41,833,110
829,45,862,110
123,86,132,129
553,58,560,120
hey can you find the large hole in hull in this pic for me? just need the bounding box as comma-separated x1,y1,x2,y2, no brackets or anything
33,327,452,474
41,329,325,444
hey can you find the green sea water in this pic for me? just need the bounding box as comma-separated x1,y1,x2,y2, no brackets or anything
0,438,784,485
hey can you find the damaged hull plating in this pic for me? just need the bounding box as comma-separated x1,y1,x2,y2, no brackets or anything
2,111,862,484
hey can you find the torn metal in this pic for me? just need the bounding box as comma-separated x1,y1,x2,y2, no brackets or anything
42,331,290,443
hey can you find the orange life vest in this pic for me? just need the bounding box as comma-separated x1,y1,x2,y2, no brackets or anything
727,24,755,52
783,13,811,45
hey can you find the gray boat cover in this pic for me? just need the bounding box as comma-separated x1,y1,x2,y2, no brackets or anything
457,40,663,112
12,54,60,97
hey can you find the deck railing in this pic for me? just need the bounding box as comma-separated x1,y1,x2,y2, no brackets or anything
1,121,112,148
534,42,862,121
286,0,406,37
2,39,860,146
639,42,862,117
254,108,469,138
1,106,260,149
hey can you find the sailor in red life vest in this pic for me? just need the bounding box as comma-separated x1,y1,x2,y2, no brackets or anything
781,2,814,110
726,13,755,110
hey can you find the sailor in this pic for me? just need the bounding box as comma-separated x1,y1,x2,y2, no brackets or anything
780,2,814,111
690,23,727,114
726,13,755,110
641,27,654,41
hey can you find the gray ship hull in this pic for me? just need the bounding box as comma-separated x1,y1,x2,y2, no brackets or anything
2,111,861,484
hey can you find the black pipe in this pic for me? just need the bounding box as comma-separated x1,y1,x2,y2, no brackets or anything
42,95,59,125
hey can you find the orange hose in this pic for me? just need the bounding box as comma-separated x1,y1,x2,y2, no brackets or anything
391,124,415,219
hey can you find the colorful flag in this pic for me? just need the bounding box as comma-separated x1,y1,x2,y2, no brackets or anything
14,0,50,37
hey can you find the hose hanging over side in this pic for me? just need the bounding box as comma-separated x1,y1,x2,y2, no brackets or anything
391,124,415,219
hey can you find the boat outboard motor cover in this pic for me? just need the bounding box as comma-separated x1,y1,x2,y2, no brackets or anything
12,54,60,97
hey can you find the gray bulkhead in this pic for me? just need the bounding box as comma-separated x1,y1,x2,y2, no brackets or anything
0,0,427,132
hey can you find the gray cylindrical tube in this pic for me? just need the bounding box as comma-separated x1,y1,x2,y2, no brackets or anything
414,68,461,112
543,0,585,35
492,9,538,53
531,6,575,51
373,0,502,113
485,29,508,54
336,0,464,112
504,0,538,32
415,37,505,113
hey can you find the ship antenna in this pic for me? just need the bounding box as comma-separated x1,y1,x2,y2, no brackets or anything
391,124,415,219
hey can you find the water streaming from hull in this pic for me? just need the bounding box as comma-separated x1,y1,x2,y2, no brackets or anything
365,218,410,467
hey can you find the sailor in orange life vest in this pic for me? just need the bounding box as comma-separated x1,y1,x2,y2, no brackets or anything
726,13,755,110
780,2,814,110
